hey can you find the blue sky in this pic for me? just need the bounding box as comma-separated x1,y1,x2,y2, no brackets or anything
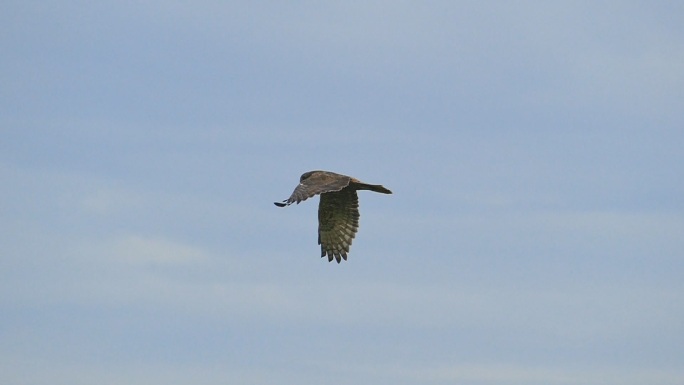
2,1,683,384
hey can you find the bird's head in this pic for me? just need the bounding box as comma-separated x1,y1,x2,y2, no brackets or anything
300,171,316,182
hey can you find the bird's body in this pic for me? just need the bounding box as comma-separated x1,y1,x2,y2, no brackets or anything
274,170,392,263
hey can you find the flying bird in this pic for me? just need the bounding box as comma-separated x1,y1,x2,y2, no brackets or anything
274,170,392,263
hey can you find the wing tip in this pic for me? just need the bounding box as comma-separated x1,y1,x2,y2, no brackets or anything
321,251,347,264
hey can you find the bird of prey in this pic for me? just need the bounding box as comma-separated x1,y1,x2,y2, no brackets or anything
274,170,392,263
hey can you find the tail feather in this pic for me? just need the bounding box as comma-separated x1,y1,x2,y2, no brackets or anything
356,183,392,194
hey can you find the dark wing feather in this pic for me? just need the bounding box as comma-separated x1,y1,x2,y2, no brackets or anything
317,188,359,263
276,171,351,206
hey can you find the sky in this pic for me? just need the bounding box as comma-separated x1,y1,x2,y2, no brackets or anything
1,1,683,384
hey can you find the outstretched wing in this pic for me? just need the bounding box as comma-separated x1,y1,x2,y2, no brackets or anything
275,171,351,206
318,188,359,263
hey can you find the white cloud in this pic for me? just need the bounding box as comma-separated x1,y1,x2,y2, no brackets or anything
101,235,209,265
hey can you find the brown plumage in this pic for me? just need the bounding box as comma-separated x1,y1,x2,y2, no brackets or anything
274,170,392,263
